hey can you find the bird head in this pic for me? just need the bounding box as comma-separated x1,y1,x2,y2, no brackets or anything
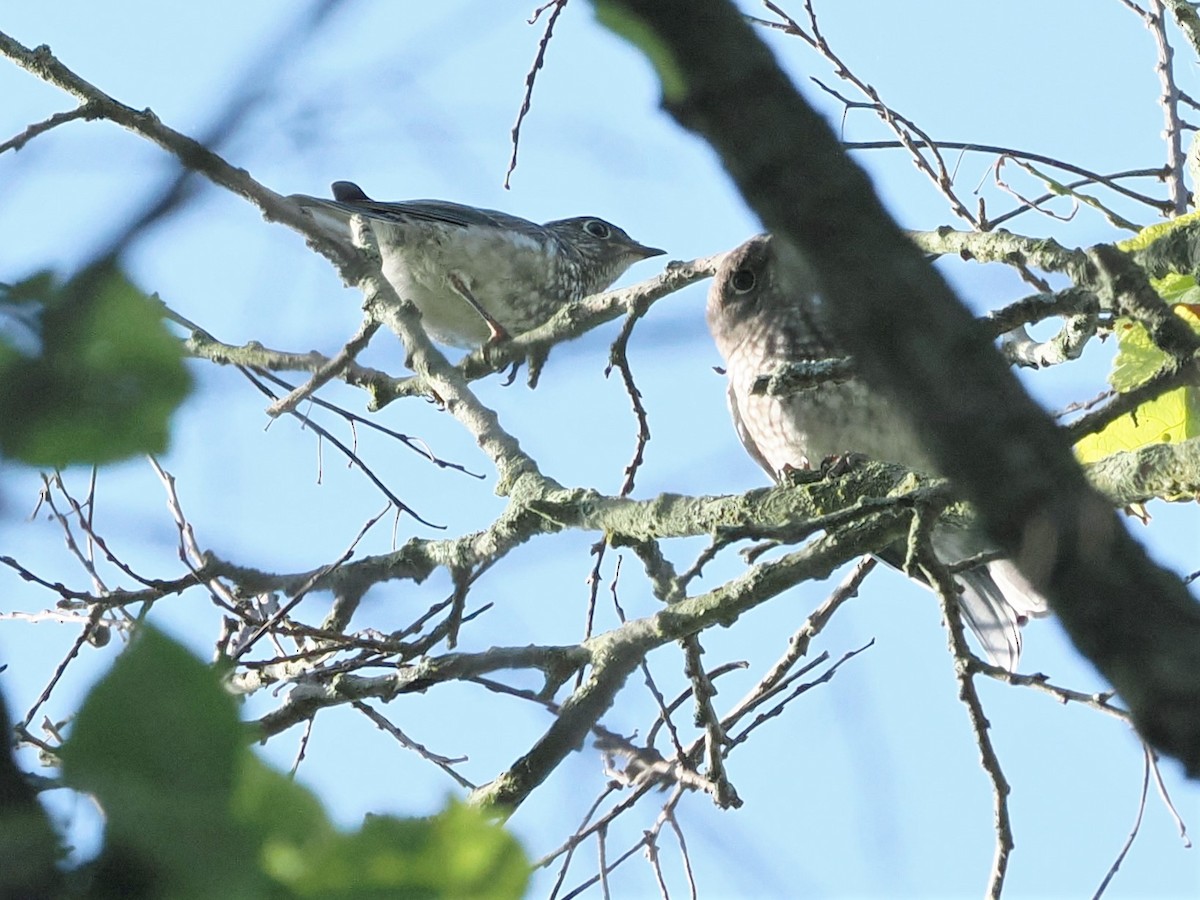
544,217,665,295
707,233,825,359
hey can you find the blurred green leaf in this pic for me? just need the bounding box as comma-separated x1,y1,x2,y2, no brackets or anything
1107,317,1172,393
1074,386,1200,467
0,262,192,466
256,795,530,899
0,689,65,897
59,627,260,898
594,1,685,100
1,269,59,304
1147,271,1200,303
57,628,528,898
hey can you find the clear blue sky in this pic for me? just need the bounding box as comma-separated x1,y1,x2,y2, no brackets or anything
2,1,1198,897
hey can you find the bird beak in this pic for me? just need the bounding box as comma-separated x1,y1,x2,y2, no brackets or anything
632,243,667,260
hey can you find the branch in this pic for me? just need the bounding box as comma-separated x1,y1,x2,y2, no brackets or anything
1142,0,1190,214
920,543,1012,900
506,0,570,188
468,502,914,812
0,102,97,153
449,254,722,393
0,31,349,270
850,140,1171,215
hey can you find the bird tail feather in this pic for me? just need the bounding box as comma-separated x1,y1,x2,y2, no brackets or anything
955,562,1047,671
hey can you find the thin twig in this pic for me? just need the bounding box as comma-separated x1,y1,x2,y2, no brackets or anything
606,303,653,497
354,700,475,790
917,533,1012,900
1091,745,1151,900
505,0,569,188
1135,0,1191,214
267,317,381,417
238,365,442,527
1147,746,1192,847
0,103,96,153
231,506,389,659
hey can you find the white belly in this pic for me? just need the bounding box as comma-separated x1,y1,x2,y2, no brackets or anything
375,222,565,348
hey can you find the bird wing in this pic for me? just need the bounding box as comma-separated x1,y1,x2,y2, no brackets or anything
290,188,539,233
727,382,777,480
342,198,538,231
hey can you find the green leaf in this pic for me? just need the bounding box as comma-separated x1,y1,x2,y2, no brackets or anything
58,627,528,897
1106,317,1171,393
1116,210,1200,252
1071,216,1200,466
0,261,192,466
1148,272,1199,303
234,753,336,888
1075,305,1200,465
261,797,531,899
1,269,59,304
1074,386,1200,465
59,627,260,898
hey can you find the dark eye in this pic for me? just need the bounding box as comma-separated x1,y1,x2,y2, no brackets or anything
730,268,756,293
584,219,611,239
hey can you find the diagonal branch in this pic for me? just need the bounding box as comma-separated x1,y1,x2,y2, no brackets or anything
597,0,1200,774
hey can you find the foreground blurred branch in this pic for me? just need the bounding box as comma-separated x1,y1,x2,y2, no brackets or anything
597,0,1200,774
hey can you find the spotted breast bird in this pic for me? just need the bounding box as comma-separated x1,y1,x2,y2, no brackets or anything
290,181,665,348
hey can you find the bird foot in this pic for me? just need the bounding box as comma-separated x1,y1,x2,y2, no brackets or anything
820,452,869,477
475,332,526,387
777,462,822,487
483,322,512,345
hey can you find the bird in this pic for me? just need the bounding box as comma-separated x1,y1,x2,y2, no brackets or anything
289,181,666,348
706,234,1046,670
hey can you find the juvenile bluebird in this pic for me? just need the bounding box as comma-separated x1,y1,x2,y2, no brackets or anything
290,181,665,348
707,234,1045,669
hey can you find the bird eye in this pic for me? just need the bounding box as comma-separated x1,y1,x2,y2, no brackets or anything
584,219,611,239
730,268,756,293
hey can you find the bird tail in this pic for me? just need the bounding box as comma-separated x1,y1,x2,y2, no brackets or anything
955,560,1048,671
288,193,357,239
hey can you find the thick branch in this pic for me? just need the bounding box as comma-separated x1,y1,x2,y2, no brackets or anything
599,0,1200,774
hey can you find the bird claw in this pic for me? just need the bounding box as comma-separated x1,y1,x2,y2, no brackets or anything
500,360,523,386
476,333,527,387
820,452,868,477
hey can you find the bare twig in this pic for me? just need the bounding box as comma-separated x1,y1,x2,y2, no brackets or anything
266,317,381,417
606,306,653,497
354,700,475,790
916,534,1012,900
0,103,97,153
505,0,570,188
238,365,442,527
793,5,978,226
1125,0,1191,214
846,137,1170,214
1148,747,1193,847
1091,745,1151,900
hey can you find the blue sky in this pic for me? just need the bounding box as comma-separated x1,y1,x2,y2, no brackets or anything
2,1,1198,897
